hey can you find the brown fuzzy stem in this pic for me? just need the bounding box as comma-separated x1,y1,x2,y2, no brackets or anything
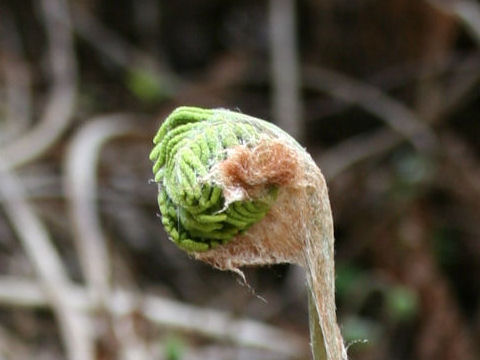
193,138,347,360
302,167,348,360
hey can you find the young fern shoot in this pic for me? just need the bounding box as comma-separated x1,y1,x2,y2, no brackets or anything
150,106,348,360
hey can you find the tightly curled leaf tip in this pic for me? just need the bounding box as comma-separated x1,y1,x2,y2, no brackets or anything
150,106,282,252
151,106,348,360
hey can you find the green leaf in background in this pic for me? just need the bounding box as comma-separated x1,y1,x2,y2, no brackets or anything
165,336,185,360
126,68,169,103
385,285,418,322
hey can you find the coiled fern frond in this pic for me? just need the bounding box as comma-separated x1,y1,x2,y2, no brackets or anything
149,106,279,252
150,106,348,360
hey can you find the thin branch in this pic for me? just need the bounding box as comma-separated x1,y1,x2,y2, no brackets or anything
64,114,148,360
0,159,94,360
70,4,181,93
0,323,31,360
319,128,402,180
269,0,303,140
427,0,480,46
0,56,32,143
161,344,293,360
142,294,306,357
0,0,77,169
64,114,137,305
303,65,438,153
434,52,480,121
310,52,480,179
0,5,33,144
0,277,308,358
293,52,477,125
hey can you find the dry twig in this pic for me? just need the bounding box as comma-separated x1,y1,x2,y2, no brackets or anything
427,0,480,46
0,6,32,144
70,4,181,93
269,0,303,140
303,65,438,153
0,0,76,169
0,159,94,360
64,114,149,360
0,277,307,358
64,114,138,305
319,129,402,180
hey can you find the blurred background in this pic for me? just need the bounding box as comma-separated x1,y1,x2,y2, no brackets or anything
0,0,479,359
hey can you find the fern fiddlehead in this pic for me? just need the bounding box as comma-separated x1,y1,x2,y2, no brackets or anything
150,106,348,360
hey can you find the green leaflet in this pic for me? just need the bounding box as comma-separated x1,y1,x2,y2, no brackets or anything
150,106,277,252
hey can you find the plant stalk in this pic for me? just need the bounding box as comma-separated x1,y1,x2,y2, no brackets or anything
308,286,327,360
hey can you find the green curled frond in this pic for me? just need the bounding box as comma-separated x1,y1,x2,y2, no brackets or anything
150,107,278,252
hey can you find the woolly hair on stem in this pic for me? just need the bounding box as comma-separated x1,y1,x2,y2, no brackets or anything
150,107,348,360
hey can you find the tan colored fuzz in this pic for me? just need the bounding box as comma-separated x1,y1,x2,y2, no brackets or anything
217,140,300,201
